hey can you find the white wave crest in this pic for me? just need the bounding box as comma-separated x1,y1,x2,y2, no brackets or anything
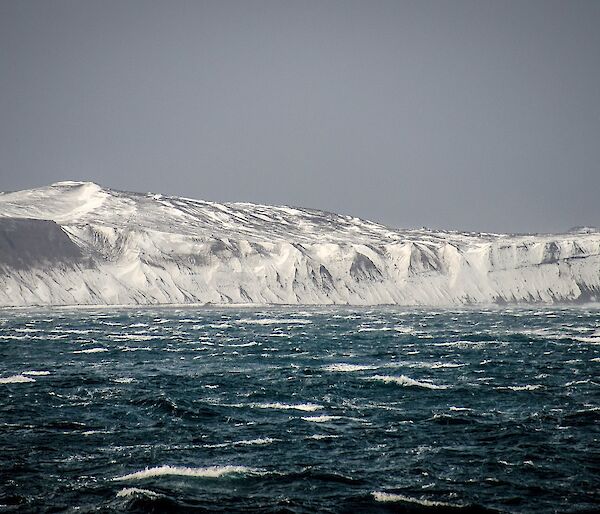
236,437,276,446
323,363,377,372
245,402,322,412
301,415,341,423
503,384,542,391
113,377,134,383
110,334,154,341
205,437,277,448
0,374,36,384
72,347,108,354
237,318,312,325
22,370,50,376
406,361,465,369
117,487,162,499
574,336,600,344
372,491,458,507
113,465,260,481
367,375,446,389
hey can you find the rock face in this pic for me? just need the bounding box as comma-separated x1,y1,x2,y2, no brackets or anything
0,181,598,306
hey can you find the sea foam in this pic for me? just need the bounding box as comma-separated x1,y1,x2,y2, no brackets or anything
0,374,36,384
301,415,341,423
232,402,323,412
113,465,260,481
323,363,377,372
372,491,458,507
367,375,447,389
116,487,162,499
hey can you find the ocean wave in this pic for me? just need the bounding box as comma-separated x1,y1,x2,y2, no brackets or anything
366,375,447,389
72,347,108,354
301,415,342,423
113,465,261,481
237,318,312,325
0,374,36,384
217,401,323,412
386,361,465,370
372,491,459,507
22,370,50,376
116,487,162,499
573,336,600,344
323,363,377,372
205,437,277,448
226,342,260,348
110,334,154,341
500,385,542,391
249,402,323,412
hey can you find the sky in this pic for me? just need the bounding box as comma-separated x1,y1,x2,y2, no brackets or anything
1,0,599,234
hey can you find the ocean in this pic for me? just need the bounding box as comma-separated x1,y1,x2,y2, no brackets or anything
0,306,599,513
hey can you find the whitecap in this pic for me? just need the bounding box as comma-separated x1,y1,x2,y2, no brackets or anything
251,402,322,412
0,374,36,384
372,491,458,507
323,363,377,372
366,375,447,390
72,347,108,354
223,401,322,412
113,465,260,481
574,336,600,344
503,385,542,391
565,379,590,386
22,370,50,376
110,334,154,341
301,415,341,423
205,437,277,448
391,361,464,369
117,487,162,499
237,318,311,325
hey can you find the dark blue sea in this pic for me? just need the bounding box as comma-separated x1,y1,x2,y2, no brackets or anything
1,306,599,513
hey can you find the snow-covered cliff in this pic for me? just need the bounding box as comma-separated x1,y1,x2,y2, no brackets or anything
0,181,598,306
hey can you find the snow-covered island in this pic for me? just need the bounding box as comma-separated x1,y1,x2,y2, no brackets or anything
0,181,598,306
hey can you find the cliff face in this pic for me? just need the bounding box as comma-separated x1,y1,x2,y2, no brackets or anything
0,181,598,307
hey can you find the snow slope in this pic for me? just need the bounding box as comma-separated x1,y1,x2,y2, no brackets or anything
0,181,598,306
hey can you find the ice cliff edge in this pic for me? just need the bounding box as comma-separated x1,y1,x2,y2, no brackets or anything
0,181,598,306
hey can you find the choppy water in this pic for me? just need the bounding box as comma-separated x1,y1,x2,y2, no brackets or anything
1,306,599,513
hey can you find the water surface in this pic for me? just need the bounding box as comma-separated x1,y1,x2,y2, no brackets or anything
1,306,599,512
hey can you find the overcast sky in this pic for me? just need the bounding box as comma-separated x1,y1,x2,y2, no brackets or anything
1,0,599,233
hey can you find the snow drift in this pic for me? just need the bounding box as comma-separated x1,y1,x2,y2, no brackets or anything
0,181,598,306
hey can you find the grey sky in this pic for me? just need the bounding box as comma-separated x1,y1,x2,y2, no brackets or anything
1,0,599,233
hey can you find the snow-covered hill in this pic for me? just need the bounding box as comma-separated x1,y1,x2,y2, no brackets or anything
0,181,598,306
